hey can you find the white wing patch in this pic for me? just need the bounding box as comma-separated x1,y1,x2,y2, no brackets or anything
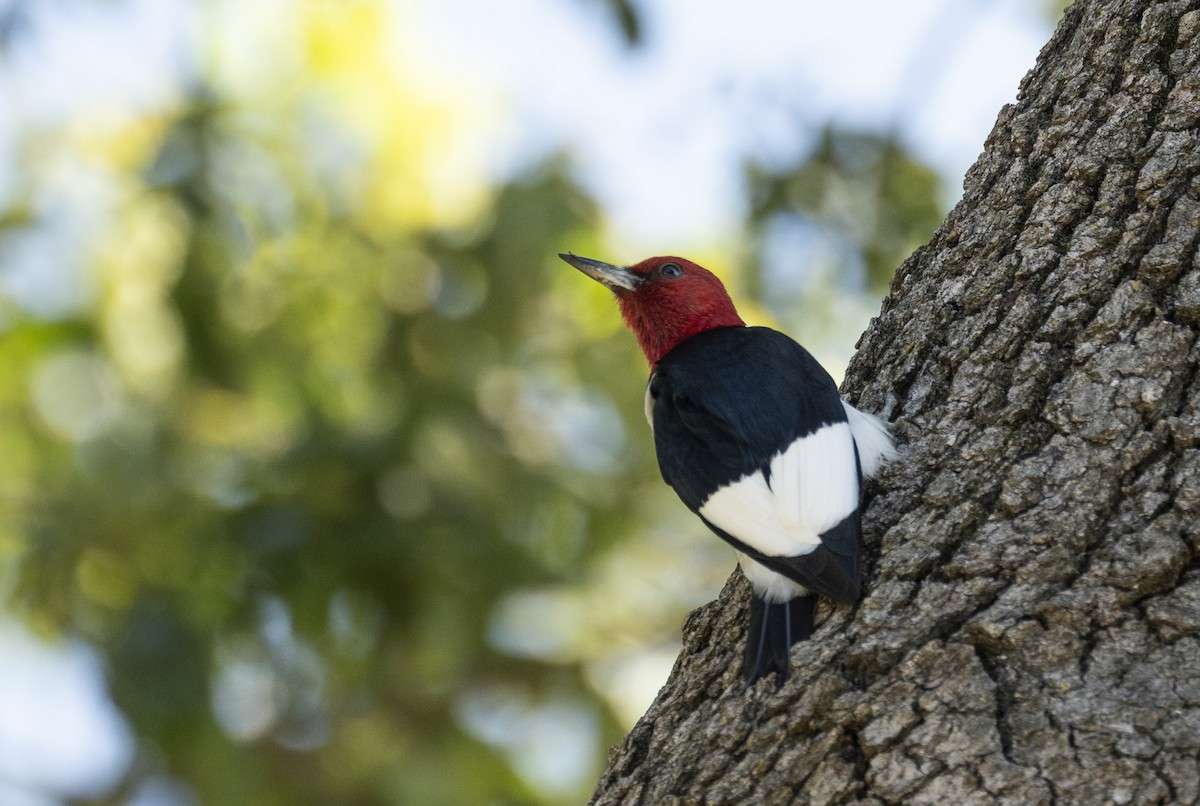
699,421,859,558
841,402,897,479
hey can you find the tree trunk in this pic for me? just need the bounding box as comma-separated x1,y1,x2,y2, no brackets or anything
590,0,1200,803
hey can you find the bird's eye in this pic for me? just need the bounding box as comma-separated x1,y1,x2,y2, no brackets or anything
659,262,683,279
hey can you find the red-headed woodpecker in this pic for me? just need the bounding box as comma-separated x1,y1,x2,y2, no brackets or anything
560,253,896,685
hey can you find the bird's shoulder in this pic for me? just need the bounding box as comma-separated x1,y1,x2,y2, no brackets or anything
652,326,845,433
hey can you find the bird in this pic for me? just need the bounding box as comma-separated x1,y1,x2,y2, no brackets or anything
559,252,896,685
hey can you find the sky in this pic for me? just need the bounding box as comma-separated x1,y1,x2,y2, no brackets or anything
0,0,1053,801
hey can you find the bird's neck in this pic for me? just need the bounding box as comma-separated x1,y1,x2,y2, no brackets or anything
620,297,745,365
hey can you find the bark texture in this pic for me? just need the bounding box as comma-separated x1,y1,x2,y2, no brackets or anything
591,1,1200,803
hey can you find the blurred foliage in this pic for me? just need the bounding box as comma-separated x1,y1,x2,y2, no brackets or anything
0,1,946,805
591,0,643,46
746,125,942,298
1044,0,1074,22
739,126,943,370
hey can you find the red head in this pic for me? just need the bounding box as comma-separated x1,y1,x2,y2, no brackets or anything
560,253,745,365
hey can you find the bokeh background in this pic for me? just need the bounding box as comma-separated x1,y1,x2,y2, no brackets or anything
0,1,1060,803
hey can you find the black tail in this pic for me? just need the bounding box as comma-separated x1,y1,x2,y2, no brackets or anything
744,594,815,685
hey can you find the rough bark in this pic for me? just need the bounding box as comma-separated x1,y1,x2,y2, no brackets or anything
591,1,1200,803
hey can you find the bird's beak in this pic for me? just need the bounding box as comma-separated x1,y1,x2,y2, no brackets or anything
559,253,642,292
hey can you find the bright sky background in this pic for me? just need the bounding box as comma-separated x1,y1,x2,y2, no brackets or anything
0,0,1052,801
